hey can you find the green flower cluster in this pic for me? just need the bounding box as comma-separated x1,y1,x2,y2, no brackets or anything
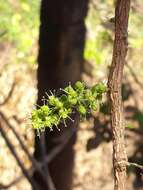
30,81,106,131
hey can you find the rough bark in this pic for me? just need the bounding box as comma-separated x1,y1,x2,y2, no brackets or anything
108,1,131,190
33,0,89,190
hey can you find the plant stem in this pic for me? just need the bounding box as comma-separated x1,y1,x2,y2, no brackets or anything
108,0,131,190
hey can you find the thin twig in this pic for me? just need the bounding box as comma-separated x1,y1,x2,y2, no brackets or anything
0,112,49,186
0,115,40,190
46,168,57,190
127,162,143,170
39,132,53,189
45,127,77,164
0,82,15,106
0,119,76,189
29,127,77,184
12,115,22,124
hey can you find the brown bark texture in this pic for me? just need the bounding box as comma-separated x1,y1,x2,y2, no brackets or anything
108,0,131,190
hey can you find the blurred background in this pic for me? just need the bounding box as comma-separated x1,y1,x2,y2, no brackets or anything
0,0,143,190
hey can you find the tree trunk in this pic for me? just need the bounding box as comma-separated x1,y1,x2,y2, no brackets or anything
33,0,89,190
108,1,131,190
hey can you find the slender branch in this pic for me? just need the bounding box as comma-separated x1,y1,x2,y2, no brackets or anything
29,128,76,190
0,119,76,189
108,0,131,190
0,115,40,190
127,162,143,170
0,82,15,106
45,127,77,163
46,169,57,190
0,112,50,188
37,132,55,189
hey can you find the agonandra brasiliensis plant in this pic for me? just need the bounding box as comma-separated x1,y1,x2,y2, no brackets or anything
28,1,143,190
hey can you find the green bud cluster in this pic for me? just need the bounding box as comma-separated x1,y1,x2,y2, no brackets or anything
30,81,106,131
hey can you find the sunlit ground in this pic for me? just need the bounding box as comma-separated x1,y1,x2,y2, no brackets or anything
0,0,143,189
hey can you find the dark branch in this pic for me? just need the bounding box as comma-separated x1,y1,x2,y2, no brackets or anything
0,82,15,106
0,113,40,190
